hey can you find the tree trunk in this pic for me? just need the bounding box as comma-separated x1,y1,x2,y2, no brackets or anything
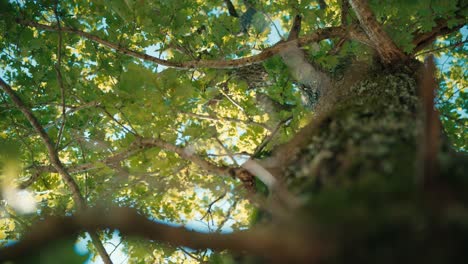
253,61,468,263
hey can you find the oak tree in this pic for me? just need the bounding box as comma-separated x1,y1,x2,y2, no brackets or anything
0,0,467,263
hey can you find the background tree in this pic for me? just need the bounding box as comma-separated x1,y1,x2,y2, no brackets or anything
0,0,467,263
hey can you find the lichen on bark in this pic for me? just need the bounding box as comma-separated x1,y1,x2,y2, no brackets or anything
268,69,468,263
286,72,421,191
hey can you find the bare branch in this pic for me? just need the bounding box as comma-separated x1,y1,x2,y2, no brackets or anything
0,207,328,263
215,200,238,233
0,77,112,264
16,17,345,69
348,0,406,63
214,137,237,165
178,247,204,262
201,192,227,222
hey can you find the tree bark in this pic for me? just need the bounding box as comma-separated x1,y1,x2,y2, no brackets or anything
257,61,468,263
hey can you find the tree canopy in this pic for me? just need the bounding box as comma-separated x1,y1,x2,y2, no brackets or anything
0,0,466,263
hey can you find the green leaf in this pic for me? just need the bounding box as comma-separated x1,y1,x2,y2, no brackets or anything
16,239,89,264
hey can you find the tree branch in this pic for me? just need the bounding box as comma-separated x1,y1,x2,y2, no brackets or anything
223,0,239,17
318,0,327,10
287,15,302,41
348,0,406,63
0,78,84,207
138,137,257,190
253,116,292,158
348,25,375,48
22,135,249,189
179,111,272,131
414,38,468,57
279,41,332,95
418,55,440,188
341,0,350,26
0,207,328,263
412,17,466,53
53,4,67,149
0,77,113,264
139,137,234,177
21,140,142,189
16,17,345,69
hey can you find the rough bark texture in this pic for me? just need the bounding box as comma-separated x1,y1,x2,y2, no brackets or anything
251,62,468,263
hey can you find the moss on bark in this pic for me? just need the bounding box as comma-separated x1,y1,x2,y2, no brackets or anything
275,71,468,263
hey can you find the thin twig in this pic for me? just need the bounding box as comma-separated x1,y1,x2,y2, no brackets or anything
215,137,238,165
200,192,227,221
108,239,124,257
53,4,67,149
100,106,137,136
178,247,203,262
253,116,293,158
180,111,272,131
414,38,468,57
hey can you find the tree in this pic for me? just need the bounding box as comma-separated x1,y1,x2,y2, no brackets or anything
0,0,467,263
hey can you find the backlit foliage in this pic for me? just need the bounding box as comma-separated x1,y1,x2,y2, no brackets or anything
0,0,466,262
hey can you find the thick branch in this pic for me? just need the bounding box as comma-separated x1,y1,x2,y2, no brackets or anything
348,0,406,63
418,56,440,188
0,207,327,263
0,77,112,264
16,18,345,69
280,41,332,95
0,78,84,207
412,18,465,53
348,25,376,48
